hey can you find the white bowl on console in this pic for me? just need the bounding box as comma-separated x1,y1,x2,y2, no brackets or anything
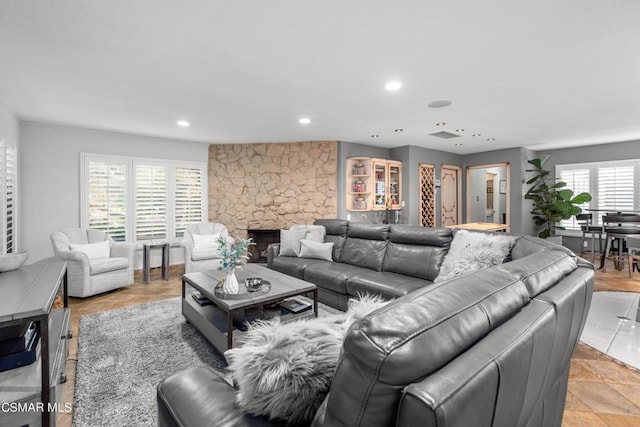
0,250,30,272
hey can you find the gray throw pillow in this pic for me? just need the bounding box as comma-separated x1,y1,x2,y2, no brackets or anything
279,228,308,257
299,239,334,261
292,224,326,243
435,230,516,282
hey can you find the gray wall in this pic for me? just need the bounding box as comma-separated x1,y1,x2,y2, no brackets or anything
463,147,537,235
19,122,210,264
394,146,463,226
540,139,640,171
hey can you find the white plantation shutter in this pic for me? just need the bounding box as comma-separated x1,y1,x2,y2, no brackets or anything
83,154,206,242
559,168,590,229
598,165,635,212
4,144,16,253
86,160,128,241
135,163,168,240
174,166,204,237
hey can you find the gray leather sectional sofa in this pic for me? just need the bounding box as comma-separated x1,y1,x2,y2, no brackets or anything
157,219,594,427
268,219,452,310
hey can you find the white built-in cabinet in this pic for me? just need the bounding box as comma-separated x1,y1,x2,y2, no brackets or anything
346,157,402,211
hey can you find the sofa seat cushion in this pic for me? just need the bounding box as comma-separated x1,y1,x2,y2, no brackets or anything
303,262,372,294
191,248,221,261
89,257,129,275
270,257,329,280
346,271,431,299
157,366,275,427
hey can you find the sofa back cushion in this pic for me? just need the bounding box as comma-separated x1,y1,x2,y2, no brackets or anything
314,219,348,261
382,226,453,281
340,223,390,271
312,268,530,427
499,247,577,298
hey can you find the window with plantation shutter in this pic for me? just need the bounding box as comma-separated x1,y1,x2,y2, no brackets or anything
135,162,168,240
597,165,635,213
4,144,17,253
86,159,128,241
556,160,639,230
174,166,204,238
0,137,16,254
558,168,590,229
82,154,206,243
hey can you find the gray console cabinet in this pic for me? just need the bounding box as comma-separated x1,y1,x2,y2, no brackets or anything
0,261,70,427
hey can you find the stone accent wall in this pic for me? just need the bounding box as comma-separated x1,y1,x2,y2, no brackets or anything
208,141,338,238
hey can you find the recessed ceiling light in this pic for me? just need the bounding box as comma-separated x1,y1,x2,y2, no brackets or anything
486,138,496,142
436,122,446,126
299,117,311,124
385,81,402,91
394,128,404,132
428,100,452,108
455,129,464,132
455,143,463,146
177,120,190,127
371,134,380,138
472,133,481,137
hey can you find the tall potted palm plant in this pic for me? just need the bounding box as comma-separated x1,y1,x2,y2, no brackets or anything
525,155,592,239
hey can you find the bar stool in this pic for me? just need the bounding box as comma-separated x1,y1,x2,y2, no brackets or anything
576,213,603,264
602,214,640,272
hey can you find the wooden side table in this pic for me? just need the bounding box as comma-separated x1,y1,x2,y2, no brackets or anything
143,242,170,283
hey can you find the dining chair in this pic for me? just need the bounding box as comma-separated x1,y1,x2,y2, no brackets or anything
601,214,640,272
627,235,640,278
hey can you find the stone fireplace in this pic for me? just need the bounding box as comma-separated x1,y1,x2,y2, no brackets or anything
208,141,338,239
246,229,279,263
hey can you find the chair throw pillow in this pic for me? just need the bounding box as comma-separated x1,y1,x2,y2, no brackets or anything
192,233,221,250
299,239,334,261
434,230,516,282
292,224,326,243
225,295,389,426
69,240,110,260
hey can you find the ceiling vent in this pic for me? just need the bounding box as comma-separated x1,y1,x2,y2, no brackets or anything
429,131,460,139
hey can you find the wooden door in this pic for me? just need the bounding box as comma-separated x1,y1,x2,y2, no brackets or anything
441,165,461,226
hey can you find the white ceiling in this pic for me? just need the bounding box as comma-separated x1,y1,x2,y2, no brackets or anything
1,0,639,154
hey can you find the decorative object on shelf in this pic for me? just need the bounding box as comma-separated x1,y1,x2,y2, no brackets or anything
353,180,366,192
0,250,30,273
352,162,365,175
354,197,367,210
525,155,592,239
216,236,255,294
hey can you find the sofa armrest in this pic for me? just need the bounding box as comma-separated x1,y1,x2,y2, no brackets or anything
266,243,280,267
157,366,275,427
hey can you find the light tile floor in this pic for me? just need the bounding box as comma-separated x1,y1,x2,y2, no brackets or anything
580,291,640,369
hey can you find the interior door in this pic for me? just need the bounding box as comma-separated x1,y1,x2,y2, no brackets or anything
441,165,461,226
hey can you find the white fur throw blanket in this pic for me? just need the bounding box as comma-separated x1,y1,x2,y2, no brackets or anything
225,295,388,425
435,229,516,282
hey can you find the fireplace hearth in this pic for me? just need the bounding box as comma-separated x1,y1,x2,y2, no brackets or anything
247,229,280,263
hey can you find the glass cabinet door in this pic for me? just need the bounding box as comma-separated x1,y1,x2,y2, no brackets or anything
389,163,401,208
373,160,387,209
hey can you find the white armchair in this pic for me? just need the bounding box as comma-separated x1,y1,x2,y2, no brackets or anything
181,223,231,273
50,228,135,298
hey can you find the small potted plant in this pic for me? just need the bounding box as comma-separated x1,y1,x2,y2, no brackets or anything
216,236,255,294
525,155,592,239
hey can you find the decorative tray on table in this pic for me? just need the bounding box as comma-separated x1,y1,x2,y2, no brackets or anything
213,279,272,300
